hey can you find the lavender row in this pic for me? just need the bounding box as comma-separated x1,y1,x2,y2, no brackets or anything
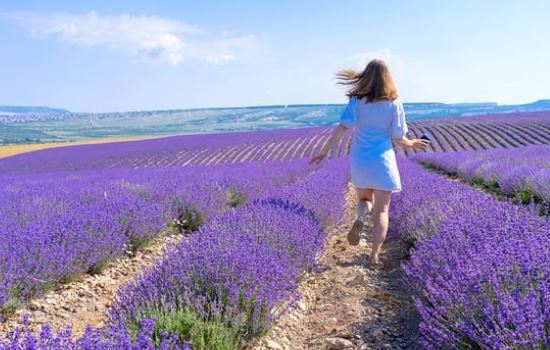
0,161,311,313
0,318,189,349
106,158,349,348
414,110,550,125
0,158,349,348
405,118,550,157
0,127,332,175
390,158,550,349
413,144,550,211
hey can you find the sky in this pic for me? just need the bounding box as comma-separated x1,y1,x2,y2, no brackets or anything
0,0,549,112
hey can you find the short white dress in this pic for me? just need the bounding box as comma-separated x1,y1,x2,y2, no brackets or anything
339,97,408,192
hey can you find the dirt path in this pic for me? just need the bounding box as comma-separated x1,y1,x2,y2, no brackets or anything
0,234,183,337
254,186,419,350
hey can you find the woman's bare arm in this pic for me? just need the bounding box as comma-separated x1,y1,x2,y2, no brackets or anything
393,136,430,150
310,124,349,164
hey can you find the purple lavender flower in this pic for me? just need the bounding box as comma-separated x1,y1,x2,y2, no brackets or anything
392,158,550,349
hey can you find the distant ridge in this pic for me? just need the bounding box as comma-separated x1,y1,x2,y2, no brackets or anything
1,99,549,146
2,100,550,116
519,99,550,108
0,106,71,115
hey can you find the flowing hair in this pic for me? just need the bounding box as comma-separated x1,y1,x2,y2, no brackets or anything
335,59,398,102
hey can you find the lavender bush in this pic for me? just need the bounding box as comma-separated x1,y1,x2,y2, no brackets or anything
414,145,550,214
392,158,550,349
0,318,189,350
0,161,311,313
107,158,349,349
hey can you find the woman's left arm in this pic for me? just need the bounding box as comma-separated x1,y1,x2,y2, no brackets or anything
310,124,349,164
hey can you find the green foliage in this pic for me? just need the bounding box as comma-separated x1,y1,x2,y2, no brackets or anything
87,259,109,275
226,188,247,207
401,229,426,247
130,306,239,350
127,234,153,253
0,296,21,315
239,294,269,338
170,202,205,234
190,276,270,340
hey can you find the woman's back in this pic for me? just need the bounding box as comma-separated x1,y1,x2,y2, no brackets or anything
340,97,408,156
356,98,403,134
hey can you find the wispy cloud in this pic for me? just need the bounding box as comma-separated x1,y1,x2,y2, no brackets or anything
3,11,265,65
347,48,405,69
345,49,436,99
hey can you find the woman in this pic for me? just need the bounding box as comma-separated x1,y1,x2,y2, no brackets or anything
311,59,429,267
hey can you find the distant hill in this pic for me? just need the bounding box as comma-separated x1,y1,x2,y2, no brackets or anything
0,106,71,115
519,99,550,108
1,100,549,146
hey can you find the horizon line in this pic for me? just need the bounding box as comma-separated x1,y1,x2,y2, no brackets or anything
2,98,550,115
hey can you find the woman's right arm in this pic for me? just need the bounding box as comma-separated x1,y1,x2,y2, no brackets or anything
310,124,348,164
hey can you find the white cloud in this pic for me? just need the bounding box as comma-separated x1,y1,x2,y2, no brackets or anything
3,11,264,65
184,33,263,64
344,49,442,101
347,48,405,69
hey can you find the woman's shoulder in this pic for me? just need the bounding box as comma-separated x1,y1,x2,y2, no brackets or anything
387,98,404,112
353,97,402,109
360,97,401,104
390,98,403,106
364,98,401,109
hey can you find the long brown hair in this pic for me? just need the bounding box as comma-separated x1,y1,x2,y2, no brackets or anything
335,59,398,102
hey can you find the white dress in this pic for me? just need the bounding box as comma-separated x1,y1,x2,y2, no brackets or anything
339,97,408,192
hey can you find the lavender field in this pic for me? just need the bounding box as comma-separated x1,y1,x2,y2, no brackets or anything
0,161,316,310
1,111,549,176
404,111,550,155
391,158,550,349
0,112,549,349
413,145,550,213
0,124,352,348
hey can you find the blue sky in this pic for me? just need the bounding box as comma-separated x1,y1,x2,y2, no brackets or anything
1,0,549,112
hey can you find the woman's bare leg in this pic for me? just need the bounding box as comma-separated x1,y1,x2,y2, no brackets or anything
370,190,392,265
355,187,374,221
347,187,374,245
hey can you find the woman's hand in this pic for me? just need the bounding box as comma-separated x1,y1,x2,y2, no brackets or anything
410,138,430,150
310,152,327,165
393,137,430,150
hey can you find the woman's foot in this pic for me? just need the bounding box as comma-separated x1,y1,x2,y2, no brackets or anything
368,254,383,269
347,219,363,245
368,261,384,269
